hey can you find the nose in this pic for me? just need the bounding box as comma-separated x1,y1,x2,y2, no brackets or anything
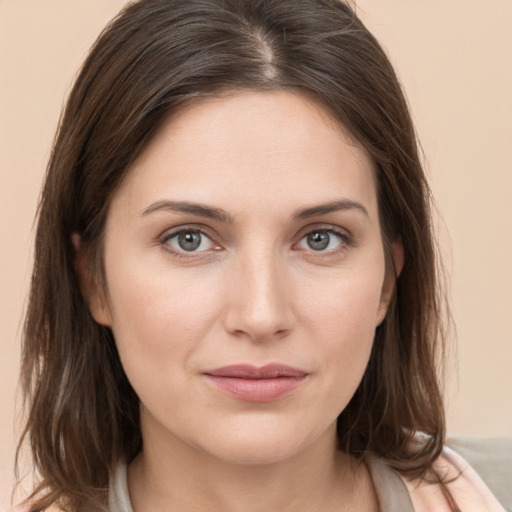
223,249,295,343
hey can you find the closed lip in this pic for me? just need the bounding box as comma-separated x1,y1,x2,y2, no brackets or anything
203,364,309,402
203,364,309,379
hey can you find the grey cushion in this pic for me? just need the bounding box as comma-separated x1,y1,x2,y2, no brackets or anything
447,437,512,511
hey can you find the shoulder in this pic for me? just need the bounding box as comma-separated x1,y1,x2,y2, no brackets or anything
399,446,506,512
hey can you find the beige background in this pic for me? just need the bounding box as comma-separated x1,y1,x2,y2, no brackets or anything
1,0,511,507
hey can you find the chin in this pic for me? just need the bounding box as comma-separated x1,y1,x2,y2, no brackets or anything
193,417,334,467
209,438,307,466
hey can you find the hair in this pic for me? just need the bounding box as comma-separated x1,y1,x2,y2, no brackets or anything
17,0,447,510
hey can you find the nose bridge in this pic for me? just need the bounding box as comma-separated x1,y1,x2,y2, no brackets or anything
224,244,293,341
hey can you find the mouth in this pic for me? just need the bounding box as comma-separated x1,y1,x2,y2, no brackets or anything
203,364,308,402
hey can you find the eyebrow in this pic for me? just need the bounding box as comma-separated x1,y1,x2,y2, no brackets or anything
140,198,369,223
140,200,234,223
292,199,369,221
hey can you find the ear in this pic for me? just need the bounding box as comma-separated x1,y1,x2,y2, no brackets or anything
376,240,404,326
71,233,112,327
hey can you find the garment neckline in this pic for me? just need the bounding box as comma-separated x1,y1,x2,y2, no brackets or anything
108,456,414,512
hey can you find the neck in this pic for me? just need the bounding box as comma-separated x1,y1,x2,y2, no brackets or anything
127,424,378,512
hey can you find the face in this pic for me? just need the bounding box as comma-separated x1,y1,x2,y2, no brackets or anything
87,90,398,466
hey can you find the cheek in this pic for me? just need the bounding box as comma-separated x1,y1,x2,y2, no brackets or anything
299,262,385,339
104,258,222,387
298,266,385,396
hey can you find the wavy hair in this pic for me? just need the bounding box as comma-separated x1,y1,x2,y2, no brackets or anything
17,0,447,510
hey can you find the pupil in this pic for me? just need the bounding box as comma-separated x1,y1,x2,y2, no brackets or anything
307,231,329,250
178,231,201,251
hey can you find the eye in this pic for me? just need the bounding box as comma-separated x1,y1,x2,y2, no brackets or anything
163,229,218,254
296,229,347,252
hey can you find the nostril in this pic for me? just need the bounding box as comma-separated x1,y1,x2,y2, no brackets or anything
224,313,293,342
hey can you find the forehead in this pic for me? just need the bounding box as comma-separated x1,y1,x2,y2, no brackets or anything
111,90,378,220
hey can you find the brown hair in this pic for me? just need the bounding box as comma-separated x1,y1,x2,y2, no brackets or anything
18,0,447,510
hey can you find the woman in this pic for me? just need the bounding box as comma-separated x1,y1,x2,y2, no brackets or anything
16,0,505,510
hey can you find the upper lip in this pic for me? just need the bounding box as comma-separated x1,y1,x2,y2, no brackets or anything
204,364,308,379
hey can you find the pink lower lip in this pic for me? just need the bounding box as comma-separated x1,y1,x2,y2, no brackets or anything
205,375,306,402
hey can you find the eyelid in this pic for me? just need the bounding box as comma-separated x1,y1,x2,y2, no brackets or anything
159,224,210,241
159,224,222,257
294,223,352,242
293,224,354,253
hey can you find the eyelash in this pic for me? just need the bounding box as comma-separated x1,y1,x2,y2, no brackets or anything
158,225,353,259
295,226,353,255
159,227,219,259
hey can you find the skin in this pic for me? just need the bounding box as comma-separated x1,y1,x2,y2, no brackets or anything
82,90,402,512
